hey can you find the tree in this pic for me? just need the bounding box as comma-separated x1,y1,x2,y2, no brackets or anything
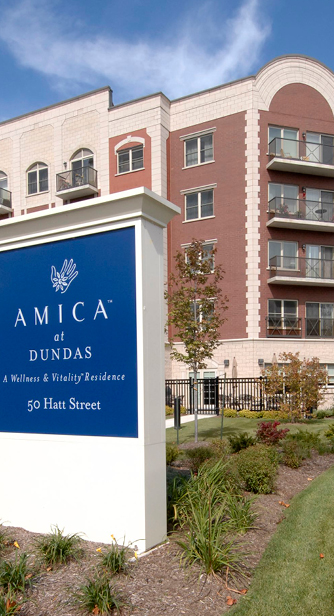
262,352,327,421
165,239,228,441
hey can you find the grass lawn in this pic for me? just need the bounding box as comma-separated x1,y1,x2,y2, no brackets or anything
166,416,334,444
230,465,334,616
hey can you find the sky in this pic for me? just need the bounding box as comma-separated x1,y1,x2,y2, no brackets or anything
0,0,333,121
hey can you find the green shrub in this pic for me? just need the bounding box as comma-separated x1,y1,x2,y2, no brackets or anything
35,525,82,567
238,410,263,418
315,410,326,419
98,541,129,575
225,492,257,534
236,444,279,494
167,474,189,524
325,424,334,438
228,432,256,453
223,408,237,417
284,429,321,456
319,408,334,417
166,443,179,465
262,410,289,420
0,553,31,594
74,576,124,614
281,440,304,468
209,438,231,459
180,405,187,416
174,459,245,576
0,589,26,615
165,405,174,416
0,525,10,555
185,446,214,472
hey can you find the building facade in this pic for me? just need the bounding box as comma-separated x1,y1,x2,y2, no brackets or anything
1,55,334,383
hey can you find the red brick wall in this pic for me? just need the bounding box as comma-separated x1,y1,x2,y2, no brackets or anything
259,83,334,338
168,113,247,340
109,129,151,193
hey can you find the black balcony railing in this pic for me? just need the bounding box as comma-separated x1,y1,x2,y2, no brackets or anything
268,137,334,166
56,166,98,193
0,186,12,209
266,316,302,337
268,197,334,223
269,255,334,280
306,317,334,338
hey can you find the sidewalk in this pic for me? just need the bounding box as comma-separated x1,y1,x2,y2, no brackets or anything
165,413,217,429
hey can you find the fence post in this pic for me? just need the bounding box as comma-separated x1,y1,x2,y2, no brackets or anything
220,373,226,440
189,377,194,414
174,396,181,445
215,376,219,415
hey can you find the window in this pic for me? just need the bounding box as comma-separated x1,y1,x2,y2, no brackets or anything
70,149,95,187
267,300,299,336
305,189,334,221
185,241,215,271
190,299,214,324
268,241,297,270
320,364,334,385
27,163,48,195
185,189,213,221
185,134,213,167
306,302,334,337
117,145,143,174
71,148,94,170
268,183,298,215
268,126,298,158
306,132,334,165
0,172,8,190
305,245,334,279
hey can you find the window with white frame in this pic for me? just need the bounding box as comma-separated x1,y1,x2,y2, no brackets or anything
185,189,213,221
306,302,334,338
305,188,334,221
71,148,94,170
190,299,214,325
268,183,298,215
117,145,143,174
320,364,334,385
27,163,48,195
306,244,334,279
185,133,213,167
268,126,298,158
268,240,298,270
0,172,8,190
184,241,215,272
306,132,334,165
267,299,298,331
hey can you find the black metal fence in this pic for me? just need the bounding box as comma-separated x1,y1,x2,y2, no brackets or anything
165,377,283,415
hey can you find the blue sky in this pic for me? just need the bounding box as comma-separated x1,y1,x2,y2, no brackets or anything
0,0,333,121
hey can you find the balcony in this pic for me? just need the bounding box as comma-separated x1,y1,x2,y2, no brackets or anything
268,256,334,286
306,318,334,338
0,187,13,213
56,166,98,200
267,137,334,176
267,197,334,232
266,316,302,337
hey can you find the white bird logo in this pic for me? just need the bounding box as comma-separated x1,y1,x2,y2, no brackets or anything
51,259,78,293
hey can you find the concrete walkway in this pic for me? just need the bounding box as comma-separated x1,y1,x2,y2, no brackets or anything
165,413,217,429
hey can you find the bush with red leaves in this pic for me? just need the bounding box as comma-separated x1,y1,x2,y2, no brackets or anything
256,421,289,445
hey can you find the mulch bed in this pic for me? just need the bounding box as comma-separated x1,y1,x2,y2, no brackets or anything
4,452,334,615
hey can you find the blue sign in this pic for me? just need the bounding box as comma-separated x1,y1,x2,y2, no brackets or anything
0,226,138,437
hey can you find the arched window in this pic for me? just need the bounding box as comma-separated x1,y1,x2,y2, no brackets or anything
71,149,94,171
0,171,8,190
27,163,48,195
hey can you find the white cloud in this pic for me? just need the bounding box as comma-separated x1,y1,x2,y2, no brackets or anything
0,0,271,101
